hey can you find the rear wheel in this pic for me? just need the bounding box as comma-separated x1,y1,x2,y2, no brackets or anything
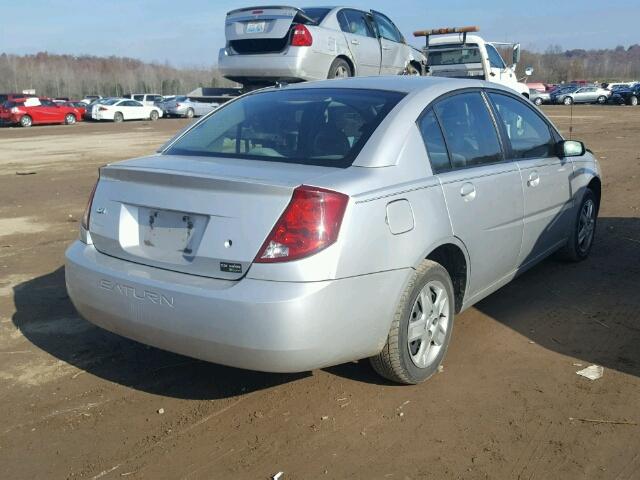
630,95,638,106
597,95,607,104
558,189,597,262
64,113,76,125
113,112,123,123
19,115,32,128
370,259,454,384
327,58,352,79
563,96,573,105
149,110,159,121
185,108,194,118
534,97,543,106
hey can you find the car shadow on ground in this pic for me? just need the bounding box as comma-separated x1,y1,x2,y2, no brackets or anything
12,217,639,397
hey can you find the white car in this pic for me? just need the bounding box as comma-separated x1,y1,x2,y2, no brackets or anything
124,93,163,106
91,98,162,122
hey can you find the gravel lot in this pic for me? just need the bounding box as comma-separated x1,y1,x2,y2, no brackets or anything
0,107,639,479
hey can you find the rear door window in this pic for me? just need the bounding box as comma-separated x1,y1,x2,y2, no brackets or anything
488,92,555,159
165,88,405,168
433,92,503,169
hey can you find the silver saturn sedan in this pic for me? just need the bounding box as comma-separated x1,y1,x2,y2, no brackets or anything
65,77,601,384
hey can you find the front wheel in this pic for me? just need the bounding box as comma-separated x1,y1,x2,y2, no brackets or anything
64,113,76,125
20,115,32,127
563,96,573,105
370,259,455,384
629,95,638,106
558,189,597,262
149,110,159,121
597,95,607,104
534,97,543,106
327,58,352,79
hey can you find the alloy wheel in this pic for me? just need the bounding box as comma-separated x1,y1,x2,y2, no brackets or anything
407,280,450,369
577,199,596,254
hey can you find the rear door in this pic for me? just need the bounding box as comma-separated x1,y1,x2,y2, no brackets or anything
426,91,524,297
371,10,406,74
487,91,573,265
337,9,381,75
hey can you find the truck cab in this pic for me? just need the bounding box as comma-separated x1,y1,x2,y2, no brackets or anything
414,27,530,98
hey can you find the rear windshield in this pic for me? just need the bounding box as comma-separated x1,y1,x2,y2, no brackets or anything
165,88,405,168
428,45,482,66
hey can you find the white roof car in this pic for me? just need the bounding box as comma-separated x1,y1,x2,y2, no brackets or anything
90,98,163,122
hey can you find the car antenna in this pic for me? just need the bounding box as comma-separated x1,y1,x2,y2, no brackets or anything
569,102,573,140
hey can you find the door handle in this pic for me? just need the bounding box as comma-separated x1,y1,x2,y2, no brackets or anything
351,39,360,45
527,172,540,187
460,182,476,201
382,46,392,50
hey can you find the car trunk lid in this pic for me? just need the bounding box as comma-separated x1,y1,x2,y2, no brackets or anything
89,155,336,280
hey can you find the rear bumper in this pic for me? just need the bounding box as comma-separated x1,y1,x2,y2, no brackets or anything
217,47,334,83
65,241,409,372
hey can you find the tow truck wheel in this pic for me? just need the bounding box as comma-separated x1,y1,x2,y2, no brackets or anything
328,58,352,79
20,115,32,128
563,97,573,105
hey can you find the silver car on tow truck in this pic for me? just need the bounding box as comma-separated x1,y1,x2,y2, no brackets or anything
218,6,426,86
66,76,601,384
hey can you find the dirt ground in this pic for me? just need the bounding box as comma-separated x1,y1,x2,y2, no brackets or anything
0,107,638,480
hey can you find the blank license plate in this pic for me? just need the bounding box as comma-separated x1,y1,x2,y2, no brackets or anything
140,208,198,254
246,21,266,33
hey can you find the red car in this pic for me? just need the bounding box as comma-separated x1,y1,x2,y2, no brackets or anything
0,97,81,127
62,101,87,121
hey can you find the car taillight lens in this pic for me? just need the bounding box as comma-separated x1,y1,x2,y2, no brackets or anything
255,185,348,263
291,24,313,47
81,177,99,231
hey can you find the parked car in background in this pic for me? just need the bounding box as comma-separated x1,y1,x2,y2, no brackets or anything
526,82,547,92
218,6,425,87
66,76,601,384
62,101,87,120
609,83,640,106
554,85,609,105
160,96,220,118
529,88,550,106
81,95,102,104
84,98,114,119
91,98,162,122
0,97,80,127
124,93,163,106
602,82,635,91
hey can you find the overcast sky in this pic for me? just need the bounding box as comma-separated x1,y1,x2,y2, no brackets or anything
2,0,638,67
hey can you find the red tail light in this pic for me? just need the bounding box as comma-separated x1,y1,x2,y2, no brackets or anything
255,185,349,263
81,176,99,231
291,24,313,47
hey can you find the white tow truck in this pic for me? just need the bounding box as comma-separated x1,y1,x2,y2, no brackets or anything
414,26,532,97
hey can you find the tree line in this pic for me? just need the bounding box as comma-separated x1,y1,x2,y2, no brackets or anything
1,45,639,99
0,52,234,99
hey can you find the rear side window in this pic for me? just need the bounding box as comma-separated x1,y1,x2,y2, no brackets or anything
165,88,405,168
433,92,503,168
301,7,330,24
133,95,144,101
418,109,450,173
338,9,376,38
488,92,555,159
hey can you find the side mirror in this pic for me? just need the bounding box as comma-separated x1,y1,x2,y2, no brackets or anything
525,66,534,76
557,140,585,157
512,43,521,65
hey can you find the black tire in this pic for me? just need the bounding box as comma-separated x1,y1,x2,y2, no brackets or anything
370,259,455,384
185,108,194,118
327,58,352,79
149,110,159,121
558,189,597,262
597,95,607,104
563,96,573,105
113,112,124,123
64,113,76,125
629,95,638,106
20,115,32,127
534,97,543,106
